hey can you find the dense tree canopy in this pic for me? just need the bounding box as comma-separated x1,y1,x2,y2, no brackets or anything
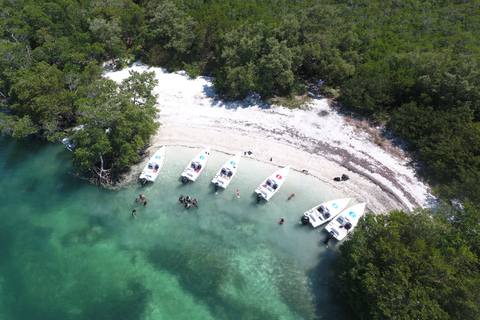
339,208,480,319
0,0,479,198
71,71,159,185
1,0,480,317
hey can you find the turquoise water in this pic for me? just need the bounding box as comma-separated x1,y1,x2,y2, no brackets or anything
0,136,357,320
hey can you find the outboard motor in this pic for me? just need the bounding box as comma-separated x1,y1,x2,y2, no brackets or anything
301,215,310,225
140,178,148,186
214,182,219,192
324,231,335,246
181,176,189,184
256,193,263,204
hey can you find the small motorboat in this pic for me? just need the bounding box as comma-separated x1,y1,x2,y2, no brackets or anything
181,147,210,183
211,153,241,190
301,198,351,228
139,146,166,185
254,166,290,202
324,203,367,241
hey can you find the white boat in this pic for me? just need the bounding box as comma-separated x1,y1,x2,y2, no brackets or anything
324,202,366,241
181,147,210,182
139,146,166,184
302,198,351,228
211,153,241,190
62,138,75,152
254,166,290,201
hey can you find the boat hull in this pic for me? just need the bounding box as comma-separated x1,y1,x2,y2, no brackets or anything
181,148,210,182
303,198,351,228
324,203,366,241
139,146,166,182
211,153,241,189
254,166,290,201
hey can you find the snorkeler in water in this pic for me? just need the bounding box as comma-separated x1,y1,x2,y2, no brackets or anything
179,195,185,204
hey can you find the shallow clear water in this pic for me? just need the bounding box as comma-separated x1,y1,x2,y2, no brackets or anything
0,136,357,320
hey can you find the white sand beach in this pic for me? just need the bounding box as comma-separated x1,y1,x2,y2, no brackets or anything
105,61,434,215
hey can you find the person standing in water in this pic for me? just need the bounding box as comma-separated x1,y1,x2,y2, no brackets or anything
179,195,185,204
132,209,137,218
280,219,284,225
143,201,147,207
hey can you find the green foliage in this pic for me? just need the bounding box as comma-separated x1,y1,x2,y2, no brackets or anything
146,1,197,65
297,5,361,85
89,18,125,59
8,62,76,137
72,71,159,183
215,21,299,99
339,209,480,319
1,0,479,200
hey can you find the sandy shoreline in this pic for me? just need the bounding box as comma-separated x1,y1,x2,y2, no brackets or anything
106,62,433,215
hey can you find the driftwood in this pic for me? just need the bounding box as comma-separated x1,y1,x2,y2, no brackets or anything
70,154,124,187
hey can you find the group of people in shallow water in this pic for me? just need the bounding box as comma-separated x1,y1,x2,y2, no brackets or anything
178,195,198,210
131,193,200,219
132,194,147,218
131,193,286,224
